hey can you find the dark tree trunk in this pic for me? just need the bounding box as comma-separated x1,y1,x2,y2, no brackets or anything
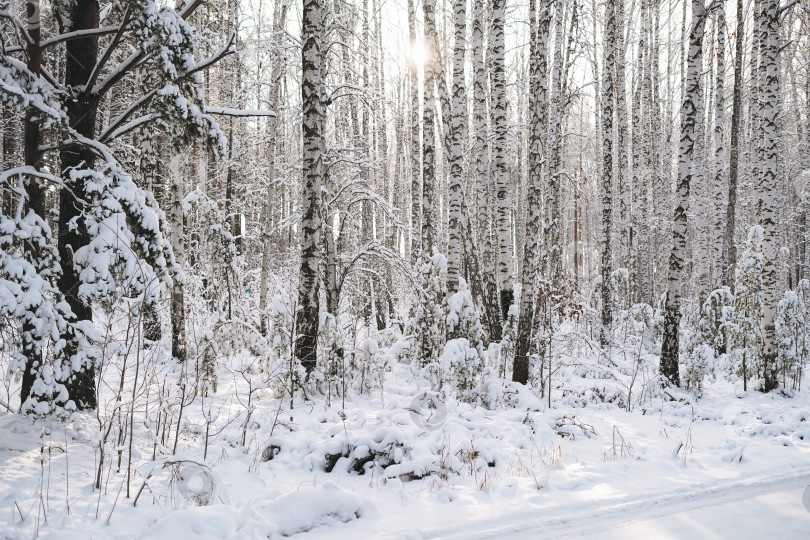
724,0,744,289
58,0,100,410
20,0,44,407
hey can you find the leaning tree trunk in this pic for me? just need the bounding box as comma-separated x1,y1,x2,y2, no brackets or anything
491,0,513,321
660,0,706,387
514,0,551,385
295,0,326,373
58,0,100,410
758,0,781,391
599,0,616,354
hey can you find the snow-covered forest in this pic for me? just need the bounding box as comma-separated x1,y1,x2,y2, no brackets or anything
1,0,810,536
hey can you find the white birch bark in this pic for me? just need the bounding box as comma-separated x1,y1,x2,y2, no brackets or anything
600,0,617,351
757,0,781,390
422,0,439,256
408,0,421,263
711,8,726,290
491,0,514,321
547,0,566,291
169,154,187,363
295,0,326,372
615,0,630,272
447,0,467,294
471,0,502,340
660,0,707,386
514,0,552,385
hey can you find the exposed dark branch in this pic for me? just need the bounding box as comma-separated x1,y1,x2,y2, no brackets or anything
81,5,133,98
204,106,276,117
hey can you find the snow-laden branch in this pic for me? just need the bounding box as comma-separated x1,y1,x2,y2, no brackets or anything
98,36,235,143
91,0,208,99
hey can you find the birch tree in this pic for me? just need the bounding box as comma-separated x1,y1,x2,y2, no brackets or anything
295,0,326,373
514,0,552,385
723,0,743,290
599,0,617,352
408,0,421,262
471,0,502,340
491,0,514,321
660,0,708,386
422,0,439,256
447,0,467,294
711,8,726,290
757,0,781,391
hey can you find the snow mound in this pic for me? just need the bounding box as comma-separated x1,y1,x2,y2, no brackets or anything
256,482,374,536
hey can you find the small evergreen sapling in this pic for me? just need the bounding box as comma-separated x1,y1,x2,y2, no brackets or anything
775,280,809,390
728,226,765,388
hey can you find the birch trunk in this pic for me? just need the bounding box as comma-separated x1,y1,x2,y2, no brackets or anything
711,8,726,290
615,0,630,273
471,0,502,340
599,0,617,352
447,0,467,294
408,0,421,262
547,0,565,292
724,0,743,290
757,0,780,391
660,0,706,386
491,0,514,321
630,0,646,303
422,0,439,256
514,0,551,385
295,0,326,373
168,155,187,364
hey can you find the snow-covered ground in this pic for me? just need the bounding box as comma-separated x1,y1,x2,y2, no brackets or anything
1,358,809,539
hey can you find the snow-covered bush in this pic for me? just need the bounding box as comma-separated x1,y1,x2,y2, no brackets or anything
775,280,809,390
727,227,765,384
264,295,300,395
446,278,483,346
499,303,518,378
611,268,631,311
409,252,446,366
684,287,734,394
183,189,238,317
614,302,656,354
440,338,484,404
355,335,384,394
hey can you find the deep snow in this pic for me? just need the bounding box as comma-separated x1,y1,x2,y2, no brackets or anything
1,359,809,539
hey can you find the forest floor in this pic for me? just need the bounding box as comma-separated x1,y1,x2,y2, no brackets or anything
1,354,809,539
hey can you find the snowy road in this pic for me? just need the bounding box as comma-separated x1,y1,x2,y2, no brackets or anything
435,470,810,540
563,485,810,539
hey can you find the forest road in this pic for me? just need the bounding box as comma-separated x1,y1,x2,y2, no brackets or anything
435,468,810,540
